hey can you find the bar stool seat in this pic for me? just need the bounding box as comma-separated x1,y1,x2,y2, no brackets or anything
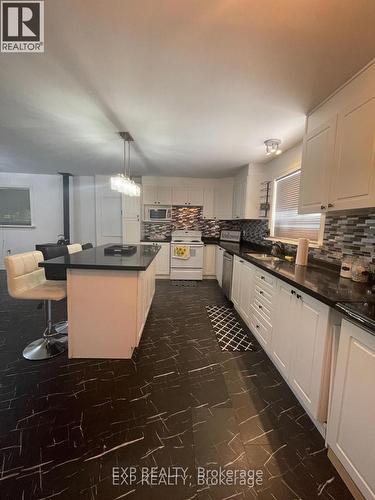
4,251,68,361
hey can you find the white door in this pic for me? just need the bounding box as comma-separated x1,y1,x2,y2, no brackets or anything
231,256,242,307
330,94,375,211
299,116,337,214
327,319,375,500
143,185,158,205
95,176,122,245
122,191,140,244
215,246,224,286
188,187,204,206
156,186,172,205
238,261,254,325
203,188,215,219
203,245,216,275
172,186,188,205
289,292,330,420
271,280,295,379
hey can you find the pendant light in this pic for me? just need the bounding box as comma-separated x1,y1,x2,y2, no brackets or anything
110,132,140,196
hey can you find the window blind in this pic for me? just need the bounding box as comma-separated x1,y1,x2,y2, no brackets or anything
273,171,321,242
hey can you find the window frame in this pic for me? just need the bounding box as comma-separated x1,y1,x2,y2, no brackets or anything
269,169,324,247
0,186,35,228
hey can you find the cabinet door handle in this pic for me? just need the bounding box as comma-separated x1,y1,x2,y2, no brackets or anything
259,290,264,295
239,260,244,263
291,290,296,295
320,205,326,210
260,276,265,280
255,324,260,329
328,203,334,208
296,294,302,300
258,304,263,309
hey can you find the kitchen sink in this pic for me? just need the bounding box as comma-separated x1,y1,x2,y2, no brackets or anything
245,253,282,262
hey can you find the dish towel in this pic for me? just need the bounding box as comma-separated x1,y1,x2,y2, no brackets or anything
173,245,190,259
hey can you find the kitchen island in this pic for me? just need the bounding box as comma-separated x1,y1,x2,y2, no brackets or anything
40,244,160,359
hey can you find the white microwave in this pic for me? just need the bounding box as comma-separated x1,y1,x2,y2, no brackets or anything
144,205,172,221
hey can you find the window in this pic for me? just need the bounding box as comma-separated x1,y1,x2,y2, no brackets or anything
0,187,32,226
271,170,322,243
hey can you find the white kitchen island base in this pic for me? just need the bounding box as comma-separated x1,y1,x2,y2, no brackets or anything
67,261,156,359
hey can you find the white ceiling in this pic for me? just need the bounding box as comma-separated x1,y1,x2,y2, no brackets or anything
0,0,375,177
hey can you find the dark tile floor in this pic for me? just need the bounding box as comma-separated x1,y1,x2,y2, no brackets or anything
0,272,353,500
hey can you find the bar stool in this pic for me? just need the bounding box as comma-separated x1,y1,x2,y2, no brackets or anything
4,251,67,360
67,243,82,254
41,245,69,335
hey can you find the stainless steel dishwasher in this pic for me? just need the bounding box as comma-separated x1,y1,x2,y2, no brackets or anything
222,251,233,299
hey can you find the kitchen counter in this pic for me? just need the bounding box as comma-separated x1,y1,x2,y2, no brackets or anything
216,241,374,308
40,244,160,271
335,301,375,335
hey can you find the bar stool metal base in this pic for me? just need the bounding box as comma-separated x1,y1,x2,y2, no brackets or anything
23,336,67,360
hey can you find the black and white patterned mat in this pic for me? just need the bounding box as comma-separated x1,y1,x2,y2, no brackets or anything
206,305,258,352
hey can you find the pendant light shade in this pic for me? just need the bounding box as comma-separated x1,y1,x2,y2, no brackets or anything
110,132,140,197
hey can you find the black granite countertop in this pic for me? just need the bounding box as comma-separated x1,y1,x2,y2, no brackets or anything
216,241,374,309
39,244,160,271
335,301,375,335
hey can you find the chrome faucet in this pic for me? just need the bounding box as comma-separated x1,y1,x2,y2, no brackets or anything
271,241,286,257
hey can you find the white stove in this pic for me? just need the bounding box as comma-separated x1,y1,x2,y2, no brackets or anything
170,230,203,280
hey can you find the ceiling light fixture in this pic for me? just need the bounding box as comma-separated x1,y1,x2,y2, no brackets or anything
264,139,282,157
111,132,140,197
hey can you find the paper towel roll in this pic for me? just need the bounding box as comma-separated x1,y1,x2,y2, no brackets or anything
296,238,309,266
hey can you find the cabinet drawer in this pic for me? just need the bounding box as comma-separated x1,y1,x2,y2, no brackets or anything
249,313,272,348
251,301,272,325
254,284,273,307
255,271,275,291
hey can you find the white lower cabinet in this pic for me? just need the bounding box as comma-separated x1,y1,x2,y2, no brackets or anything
231,256,255,324
203,244,216,275
137,260,156,344
327,319,375,500
231,263,333,428
215,246,224,287
271,280,294,379
288,291,331,421
141,242,170,276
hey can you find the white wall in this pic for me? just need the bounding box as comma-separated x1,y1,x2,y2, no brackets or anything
0,172,63,268
260,142,302,183
72,176,96,246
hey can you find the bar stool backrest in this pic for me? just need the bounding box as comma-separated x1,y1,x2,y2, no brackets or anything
4,251,45,299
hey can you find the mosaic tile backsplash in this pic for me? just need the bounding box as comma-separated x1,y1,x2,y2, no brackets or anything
142,207,375,265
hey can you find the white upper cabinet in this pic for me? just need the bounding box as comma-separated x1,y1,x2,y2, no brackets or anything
143,185,172,205
232,173,247,219
299,117,337,214
300,62,375,214
330,94,375,211
172,186,204,206
203,188,214,219
214,181,233,220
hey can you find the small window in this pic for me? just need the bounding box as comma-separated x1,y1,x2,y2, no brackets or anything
271,171,321,243
0,187,32,226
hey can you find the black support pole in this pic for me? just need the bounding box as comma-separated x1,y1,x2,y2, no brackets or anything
59,172,73,244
